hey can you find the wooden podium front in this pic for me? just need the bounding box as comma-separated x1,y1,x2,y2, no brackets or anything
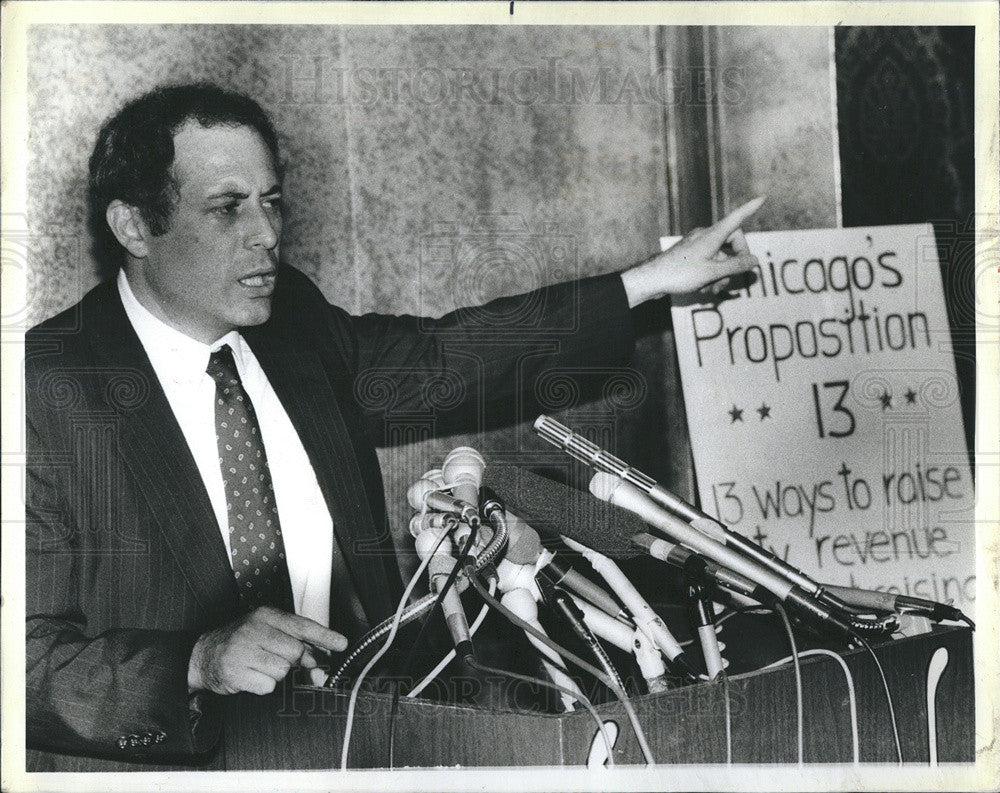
220,625,973,768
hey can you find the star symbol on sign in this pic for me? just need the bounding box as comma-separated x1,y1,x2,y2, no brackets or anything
756,403,771,420
728,405,744,423
879,390,892,410
905,388,917,405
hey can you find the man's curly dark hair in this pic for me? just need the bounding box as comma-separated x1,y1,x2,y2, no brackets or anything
88,83,282,277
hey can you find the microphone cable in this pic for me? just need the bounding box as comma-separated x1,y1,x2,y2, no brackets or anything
325,593,437,687
858,634,903,764
462,655,616,768
406,576,496,700
720,604,864,765
387,507,512,767
388,519,480,768
693,603,802,763
681,604,858,764
328,508,509,688
761,648,859,764
756,631,897,764
774,603,804,766
720,668,733,764
676,604,769,651
340,524,448,769
545,583,627,694
465,569,657,766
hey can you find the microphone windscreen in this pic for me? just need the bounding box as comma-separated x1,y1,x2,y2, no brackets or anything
503,512,544,565
487,465,648,559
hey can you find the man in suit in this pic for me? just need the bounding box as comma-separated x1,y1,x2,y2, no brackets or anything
25,83,761,770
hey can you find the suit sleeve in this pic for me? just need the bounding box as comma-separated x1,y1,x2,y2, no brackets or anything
337,272,635,427
25,412,221,760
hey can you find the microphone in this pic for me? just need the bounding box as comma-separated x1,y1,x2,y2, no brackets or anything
487,465,864,646
589,472,859,639
501,587,583,712
532,415,913,631
532,415,723,537
481,479,626,619
442,447,485,515
570,596,672,694
407,476,481,529
631,532,763,604
559,534,696,679
822,584,967,624
589,472,796,597
569,596,635,652
421,468,447,488
489,466,758,616
414,527,473,657
487,464,649,557
687,580,725,679
533,415,826,596
409,512,459,537
634,533,964,624
547,586,626,694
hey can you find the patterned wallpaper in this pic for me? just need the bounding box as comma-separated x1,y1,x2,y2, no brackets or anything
836,27,974,226
835,26,976,458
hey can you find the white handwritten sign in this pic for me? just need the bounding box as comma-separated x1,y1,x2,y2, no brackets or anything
665,224,975,614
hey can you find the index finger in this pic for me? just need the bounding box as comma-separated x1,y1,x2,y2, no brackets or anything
262,609,349,653
708,196,766,242
725,228,750,254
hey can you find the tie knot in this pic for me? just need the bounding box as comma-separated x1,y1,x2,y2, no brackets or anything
207,344,241,386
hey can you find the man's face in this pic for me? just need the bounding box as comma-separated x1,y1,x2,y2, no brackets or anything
127,120,282,344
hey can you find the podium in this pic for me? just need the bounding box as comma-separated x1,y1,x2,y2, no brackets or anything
222,625,974,768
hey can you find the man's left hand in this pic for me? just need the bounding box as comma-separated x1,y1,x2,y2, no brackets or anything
620,196,766,307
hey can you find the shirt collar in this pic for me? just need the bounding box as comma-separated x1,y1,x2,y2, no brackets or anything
118,268,246,385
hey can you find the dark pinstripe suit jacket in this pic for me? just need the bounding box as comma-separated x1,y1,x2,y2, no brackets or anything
24,263,634,770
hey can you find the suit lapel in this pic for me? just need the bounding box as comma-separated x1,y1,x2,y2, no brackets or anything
242,326,393,629
79,277,393,631
83,283,239,626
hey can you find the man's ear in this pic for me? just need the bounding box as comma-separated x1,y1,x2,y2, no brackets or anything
106,200,151,259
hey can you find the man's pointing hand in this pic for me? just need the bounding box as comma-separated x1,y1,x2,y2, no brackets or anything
620,196,766,307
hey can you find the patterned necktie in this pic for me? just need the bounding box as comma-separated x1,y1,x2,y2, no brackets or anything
207,344,294,613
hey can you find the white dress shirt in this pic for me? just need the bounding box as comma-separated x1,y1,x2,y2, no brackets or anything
118,269,333,626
